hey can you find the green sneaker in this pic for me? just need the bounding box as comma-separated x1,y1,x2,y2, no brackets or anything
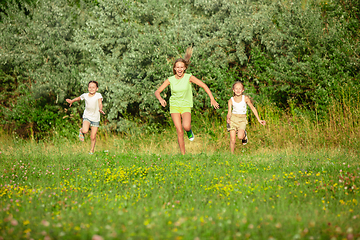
186,129,195,141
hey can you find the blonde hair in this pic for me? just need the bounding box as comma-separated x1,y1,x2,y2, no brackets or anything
232,81,244,96
172,47,193,75
232,81,255,104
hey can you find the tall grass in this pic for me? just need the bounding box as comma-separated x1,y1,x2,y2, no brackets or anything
0,94,359,156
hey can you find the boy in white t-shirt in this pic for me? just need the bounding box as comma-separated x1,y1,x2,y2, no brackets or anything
66,81,105,154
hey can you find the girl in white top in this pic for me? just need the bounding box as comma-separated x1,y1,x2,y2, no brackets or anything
226,81,266,154
66,81,105,154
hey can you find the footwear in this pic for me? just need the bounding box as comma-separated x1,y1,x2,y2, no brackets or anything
186,129,195,141
78,129,84,142
89,152,94,155
242,130,248,145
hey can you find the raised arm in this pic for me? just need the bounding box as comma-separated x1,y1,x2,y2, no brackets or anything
66,96,81,107
189,76,219,109
155,79,170,107
245,96,266,126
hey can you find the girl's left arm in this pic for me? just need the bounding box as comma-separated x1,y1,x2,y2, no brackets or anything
190,76,219,109
245,96,266,126
98,98,105,114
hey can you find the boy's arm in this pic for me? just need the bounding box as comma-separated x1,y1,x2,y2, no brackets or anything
66,96,81,107
227,99,232,124
245,96,266,126
189,76,219,109
98,98,105,114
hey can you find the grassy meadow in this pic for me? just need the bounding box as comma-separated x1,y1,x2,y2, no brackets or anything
0,101,359,240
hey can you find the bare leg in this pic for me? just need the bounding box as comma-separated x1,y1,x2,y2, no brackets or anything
237,129,245,140
230,130,237,154
171,113,185,155
81,120,91,134
89,126,98,153
181,112,191,132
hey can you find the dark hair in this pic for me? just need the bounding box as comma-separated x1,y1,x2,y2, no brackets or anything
172,47,193,75
88,81,98,87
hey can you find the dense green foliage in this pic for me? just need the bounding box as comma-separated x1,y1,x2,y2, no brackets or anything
0,0,359,137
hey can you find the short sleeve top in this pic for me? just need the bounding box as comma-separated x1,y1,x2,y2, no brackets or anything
80,92,103,122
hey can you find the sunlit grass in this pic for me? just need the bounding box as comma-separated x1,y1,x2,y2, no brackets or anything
1,95,359,156
0,146,359,239
0,99,359,239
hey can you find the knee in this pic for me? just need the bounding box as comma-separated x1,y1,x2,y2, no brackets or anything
90,135,96,141
238,130,245,139
183,124,191,132
82,129,89,134
176,127,184,136
230,136,236,143
238,133,245,140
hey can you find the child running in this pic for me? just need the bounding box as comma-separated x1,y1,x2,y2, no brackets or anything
155,47,219,155
227,81,266,154
66,81,105,154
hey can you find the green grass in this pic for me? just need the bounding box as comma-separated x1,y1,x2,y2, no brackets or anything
0,142,359,239
0,99,359,239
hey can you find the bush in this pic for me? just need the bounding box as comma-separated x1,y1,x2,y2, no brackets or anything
0,0,358,137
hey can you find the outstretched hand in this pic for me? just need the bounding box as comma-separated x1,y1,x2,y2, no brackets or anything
159,98,167,107
211,99,220,109
66,99,73,107
259,120,266,126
